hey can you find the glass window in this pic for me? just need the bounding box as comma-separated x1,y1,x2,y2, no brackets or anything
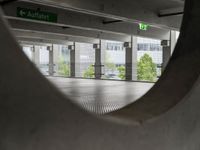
102,40,125,80
38,46,49,75
53,44,70,77
137,37,163,82
76,42,95,78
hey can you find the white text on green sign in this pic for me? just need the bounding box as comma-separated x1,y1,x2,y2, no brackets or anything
17,7,58,23
139,23,149,31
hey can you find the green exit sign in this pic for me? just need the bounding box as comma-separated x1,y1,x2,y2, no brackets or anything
139,23,149,31
17,7,58,23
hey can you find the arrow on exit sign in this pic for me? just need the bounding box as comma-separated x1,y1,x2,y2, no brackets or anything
17,7,58,23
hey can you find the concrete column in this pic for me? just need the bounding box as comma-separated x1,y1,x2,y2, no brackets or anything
48,45,54,76
170,30,177,55
124,36,137,81
75,42,81,77
132,36,138,81
30,46,34,62
93,42,102,79
53,44,60,76
161,40,171,72
33,45,40,67
161,31,177,72
124,42,132,81
100,40,106,78
69,43,76,77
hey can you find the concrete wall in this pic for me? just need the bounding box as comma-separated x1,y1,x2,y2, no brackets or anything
1,0,200,150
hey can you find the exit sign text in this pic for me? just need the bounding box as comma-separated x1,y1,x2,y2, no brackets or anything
139,23,149,31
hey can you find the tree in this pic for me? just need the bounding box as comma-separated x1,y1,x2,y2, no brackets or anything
58,56,70,76
137,53,157,82
117,65,125,80
83,65,94,78
105,52,116,73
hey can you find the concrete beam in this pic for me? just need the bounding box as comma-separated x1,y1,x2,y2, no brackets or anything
19,41,57,46
9,19,131,42
3,1,170,40
14,30,99,44
20,0,183,29
158,7,184,17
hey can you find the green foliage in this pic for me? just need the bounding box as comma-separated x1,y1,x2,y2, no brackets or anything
117,65,125,80
83,65,94,78
137,53,157,82
106,62,116,72
105,52,116,72
58,56,70,76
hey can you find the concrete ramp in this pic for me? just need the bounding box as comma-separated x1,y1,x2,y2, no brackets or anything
0,0,200,149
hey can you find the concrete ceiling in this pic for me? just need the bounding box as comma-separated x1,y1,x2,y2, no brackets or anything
2,0,171,43
127,0,184,11
27,0,184,11
22,0,184,29
0,0,183,44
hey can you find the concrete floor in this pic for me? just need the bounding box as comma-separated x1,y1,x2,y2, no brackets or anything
48,77,154,114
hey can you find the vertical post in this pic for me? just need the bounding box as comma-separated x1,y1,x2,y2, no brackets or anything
124,36,137,81
93,42,102,79
170,30,177,55
75,42,81,77
132,36,138,81
69,43,75,77
100,40,106,78
33,45,40,67
161,40,171,72
30,46,35,62
124,41,132,81
53,44,59,76
48,44,54,76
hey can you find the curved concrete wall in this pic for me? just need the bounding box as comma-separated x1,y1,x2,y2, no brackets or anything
0,0,200,149
110,0,200,122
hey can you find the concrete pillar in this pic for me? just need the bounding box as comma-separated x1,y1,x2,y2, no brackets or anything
33,45,40,67
170,30,177,55
75,42,81,77
53,44,60,76
161,40,171,72
93,42,102,79
69,43,76,77
124,36,137,81
132,36,138,81
29,46,34,62
161,31,177,72
48,45,54,76
124,42,132,81
100,40,106,78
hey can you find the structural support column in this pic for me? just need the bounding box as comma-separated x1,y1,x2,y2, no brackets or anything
161,40,171,72
69,43,75,77
124,41,132,81
170,30,177,55
100,40,106,78
32,45,40,67
30,46,34,62
161,30,177,72
48,45,54,76
53,44,59,76
124,36,137,81
93,42,102,79
132,36,138,81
